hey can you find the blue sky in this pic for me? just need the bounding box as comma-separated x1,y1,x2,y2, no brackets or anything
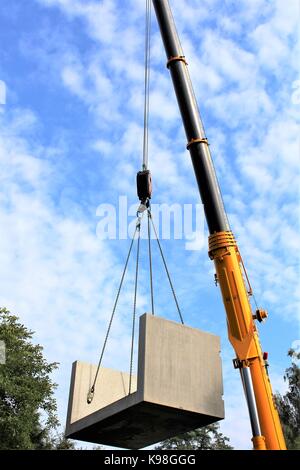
0,0,299,449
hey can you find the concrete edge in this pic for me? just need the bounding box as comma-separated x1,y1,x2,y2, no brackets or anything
65,361,78,436
66,390,141,437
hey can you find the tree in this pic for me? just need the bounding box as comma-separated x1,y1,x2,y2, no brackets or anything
0,307,59,449
155,423,233,450
53,433,77,449
275,348,300,450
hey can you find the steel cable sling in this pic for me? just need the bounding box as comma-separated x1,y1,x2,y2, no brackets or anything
87,216,143,404
87,0,184,404
87,205,184,403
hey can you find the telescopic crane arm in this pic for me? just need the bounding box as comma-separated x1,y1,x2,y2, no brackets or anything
152,0,286,450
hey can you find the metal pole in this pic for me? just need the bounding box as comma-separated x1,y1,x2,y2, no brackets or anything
152,0,230,234
240,367,262,438
240,366,267,449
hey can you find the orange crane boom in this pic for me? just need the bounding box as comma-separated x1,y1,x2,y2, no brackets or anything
152,0,286,450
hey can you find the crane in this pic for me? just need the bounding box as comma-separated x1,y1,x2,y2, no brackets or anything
152,0,286,450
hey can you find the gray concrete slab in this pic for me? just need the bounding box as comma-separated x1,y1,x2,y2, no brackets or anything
66,314,224,449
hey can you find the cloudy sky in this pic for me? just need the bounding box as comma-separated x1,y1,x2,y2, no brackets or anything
0,0,299,449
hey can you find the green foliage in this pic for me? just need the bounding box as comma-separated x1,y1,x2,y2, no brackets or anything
0,307,59,449
275,348,300,450
53,433,77,449
155,423,233,450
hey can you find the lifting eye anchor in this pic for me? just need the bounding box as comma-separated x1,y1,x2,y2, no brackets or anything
87,385,95,404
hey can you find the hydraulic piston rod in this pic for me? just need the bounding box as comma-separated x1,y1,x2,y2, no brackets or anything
152,0,286,450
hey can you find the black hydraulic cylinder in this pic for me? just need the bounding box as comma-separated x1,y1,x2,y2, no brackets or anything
152,0,230,234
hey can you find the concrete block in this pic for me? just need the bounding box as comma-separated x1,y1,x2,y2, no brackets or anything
65,314,224,449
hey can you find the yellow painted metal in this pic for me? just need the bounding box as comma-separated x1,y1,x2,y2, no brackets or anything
252,435,266,450
209,231,286,450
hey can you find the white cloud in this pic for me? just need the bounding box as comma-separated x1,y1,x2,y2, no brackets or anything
219,16,242,35
206,88,274,129
251,25,288,71
37,0,120,45
92,139,113,157
250,0,299,74
61,64,86,100
3,0,298,449
202,32,257,86
0,80,6,106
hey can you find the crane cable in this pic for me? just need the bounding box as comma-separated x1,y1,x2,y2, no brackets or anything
128,205,184,395
87,205,184,403
142,0,151,171
128,219,141,395
148,207,184,325
144,0,154,316
147,209,155,315
87,215,143,404
87,2,152,403
87,1,184,403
